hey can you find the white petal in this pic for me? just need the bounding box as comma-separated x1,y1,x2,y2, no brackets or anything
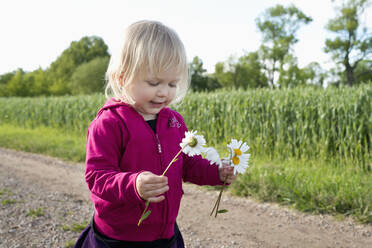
181,130,207,157
240,142,250,153
204,147,222,167
236,165,246,174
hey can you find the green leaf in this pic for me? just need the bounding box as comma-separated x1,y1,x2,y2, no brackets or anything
142,210,151,220
217,209,228,214
138,210,151,226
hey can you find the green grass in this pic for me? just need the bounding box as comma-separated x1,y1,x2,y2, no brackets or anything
1,85,371,167
231,156,372,223
27,208,44,218
0,188,16,206
0,188,12,196
1,199,17,205
65,240,76,248
1,124,371,223
0,124,86,162
62,221,89,232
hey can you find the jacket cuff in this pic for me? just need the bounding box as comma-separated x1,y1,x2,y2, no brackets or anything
126,171,147,208
211,164,226,186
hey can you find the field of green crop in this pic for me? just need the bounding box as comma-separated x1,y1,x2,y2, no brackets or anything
1,85,371,222
1,85,371,167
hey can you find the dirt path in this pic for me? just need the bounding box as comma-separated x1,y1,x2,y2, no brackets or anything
0,148,371,248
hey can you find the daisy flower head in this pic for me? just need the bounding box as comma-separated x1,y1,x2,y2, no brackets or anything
204,147,222,167
180,130,206,156
227,139,250,175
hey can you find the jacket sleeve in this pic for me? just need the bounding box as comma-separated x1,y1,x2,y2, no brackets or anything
174,111,223,186
85,112,143,205
182,153,224,186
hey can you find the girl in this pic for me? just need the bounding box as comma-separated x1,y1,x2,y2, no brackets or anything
74,20,236,248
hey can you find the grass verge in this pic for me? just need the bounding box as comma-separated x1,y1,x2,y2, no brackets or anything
0,124,85,162
0,125,371,224
231,157,372,223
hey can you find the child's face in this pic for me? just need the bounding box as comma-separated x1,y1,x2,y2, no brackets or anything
127,68,180,120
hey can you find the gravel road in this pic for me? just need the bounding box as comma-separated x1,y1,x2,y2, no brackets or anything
0,148,371,248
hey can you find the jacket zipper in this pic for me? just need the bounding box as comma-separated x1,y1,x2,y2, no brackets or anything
143,115,169,238
154,120,168,238
155,134,162,154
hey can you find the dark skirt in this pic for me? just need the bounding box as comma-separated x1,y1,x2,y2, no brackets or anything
73,220,185,248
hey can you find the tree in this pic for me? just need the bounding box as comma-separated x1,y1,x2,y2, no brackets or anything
70,56,109,95
214,53,267,89
47,36,109,95
6,69,31,96
237,52,268,88
256,4,312,87
189,56,220,91
277,58,326,88
302,62,327,87
190,56,208,91
325,0,372,86
29,68,50,96
277,55,305,87
0,71,16,96
354,60,372,83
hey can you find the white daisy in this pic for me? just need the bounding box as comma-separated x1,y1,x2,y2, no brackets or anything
204,147,222,167
180,130,206,156
227,139,250,154
227,139,250,175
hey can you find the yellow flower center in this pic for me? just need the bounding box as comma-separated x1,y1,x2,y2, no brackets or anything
232,155,240,165
188,137,197,148
234,148,242,156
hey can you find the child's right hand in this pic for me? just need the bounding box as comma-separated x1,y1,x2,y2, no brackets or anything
136,171,169,203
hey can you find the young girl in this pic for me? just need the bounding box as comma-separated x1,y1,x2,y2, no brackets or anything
74,20,236,248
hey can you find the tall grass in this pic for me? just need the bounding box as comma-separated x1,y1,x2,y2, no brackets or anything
179,86,371,169
1,85,370,167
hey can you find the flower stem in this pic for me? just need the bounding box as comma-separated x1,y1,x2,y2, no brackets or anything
137,201,150,226
210,175,228,217
215,176,228,217
162,146,185,176
210,189,221,216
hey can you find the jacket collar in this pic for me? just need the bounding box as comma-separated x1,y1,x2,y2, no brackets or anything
98,98,171,120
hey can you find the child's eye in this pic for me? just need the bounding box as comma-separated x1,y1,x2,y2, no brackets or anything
147,81,159,86
169,82,178,88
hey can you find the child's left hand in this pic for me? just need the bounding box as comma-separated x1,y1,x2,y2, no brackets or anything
218,162,237,184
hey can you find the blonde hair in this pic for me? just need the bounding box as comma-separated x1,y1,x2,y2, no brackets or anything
105,20,189,104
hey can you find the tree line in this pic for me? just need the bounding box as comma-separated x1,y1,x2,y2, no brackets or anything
0,0,371,97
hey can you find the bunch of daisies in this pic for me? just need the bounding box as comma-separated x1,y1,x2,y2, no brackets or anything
138,130,250,225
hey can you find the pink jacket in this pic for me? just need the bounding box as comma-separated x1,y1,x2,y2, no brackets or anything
85,99,223,241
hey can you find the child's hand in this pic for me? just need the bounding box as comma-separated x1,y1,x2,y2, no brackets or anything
218,162,237,184
136,171,169,203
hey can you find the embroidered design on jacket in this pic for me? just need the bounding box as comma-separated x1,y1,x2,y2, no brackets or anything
169,116,181,128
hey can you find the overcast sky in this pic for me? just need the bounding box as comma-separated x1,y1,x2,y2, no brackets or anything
0,0,371,75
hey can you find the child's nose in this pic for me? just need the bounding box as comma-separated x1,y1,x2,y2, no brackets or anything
157,86,168,97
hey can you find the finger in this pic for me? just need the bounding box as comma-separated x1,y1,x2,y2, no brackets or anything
147,195,165,203
142,185,169,199
144,175,168,184
222,168,233,178
142,182,169,191
227,175,237,183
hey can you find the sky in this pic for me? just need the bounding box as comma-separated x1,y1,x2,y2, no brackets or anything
0,0,371,75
